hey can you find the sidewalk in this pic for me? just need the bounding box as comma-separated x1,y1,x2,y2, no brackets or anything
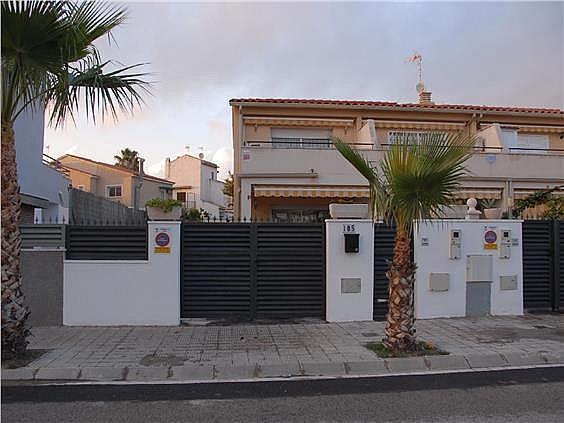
2,314,563,383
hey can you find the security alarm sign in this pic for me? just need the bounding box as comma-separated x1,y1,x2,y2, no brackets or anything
154,231,171,254
483,229,498,250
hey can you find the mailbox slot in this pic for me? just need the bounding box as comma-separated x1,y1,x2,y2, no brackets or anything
344,233,360,253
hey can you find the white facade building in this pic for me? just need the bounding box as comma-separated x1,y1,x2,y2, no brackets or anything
165,154,226,218
14,109,70,223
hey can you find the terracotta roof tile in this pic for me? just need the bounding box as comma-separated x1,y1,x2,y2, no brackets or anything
229,98,564,115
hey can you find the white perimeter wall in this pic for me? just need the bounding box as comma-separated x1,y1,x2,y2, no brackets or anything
414,220,523,319
63,222,181,326
326,219,374,322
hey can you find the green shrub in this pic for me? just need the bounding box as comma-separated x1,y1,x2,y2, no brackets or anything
145,198,182,213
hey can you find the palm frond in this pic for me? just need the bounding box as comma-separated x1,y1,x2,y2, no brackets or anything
333,132,474,231
48,60,150,127
380,131,474,231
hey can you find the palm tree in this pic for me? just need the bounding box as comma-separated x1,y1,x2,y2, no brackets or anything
2,1,149,359
223,171,234,197
114,148,140,170
333,133,474,352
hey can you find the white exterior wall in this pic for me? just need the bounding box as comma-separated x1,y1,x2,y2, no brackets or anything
326,219,374,322
14,109,70,216
63,221,181,326
414,220,523,319
237,147,564,220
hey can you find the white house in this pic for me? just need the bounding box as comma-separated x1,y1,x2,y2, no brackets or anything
165,153,227,218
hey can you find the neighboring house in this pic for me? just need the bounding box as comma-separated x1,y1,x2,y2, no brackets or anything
58,154,173,209
164,153,226,218
230,95,564,222
14,109,70,224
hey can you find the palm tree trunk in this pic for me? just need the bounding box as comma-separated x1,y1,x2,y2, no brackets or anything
1,121,30,359
384,228,416,352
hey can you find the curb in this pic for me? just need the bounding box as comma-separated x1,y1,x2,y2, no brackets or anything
3,352,563,385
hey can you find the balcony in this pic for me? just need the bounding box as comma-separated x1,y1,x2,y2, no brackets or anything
240,141,564,186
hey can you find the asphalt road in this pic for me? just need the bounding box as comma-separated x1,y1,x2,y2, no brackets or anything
3,368,564,422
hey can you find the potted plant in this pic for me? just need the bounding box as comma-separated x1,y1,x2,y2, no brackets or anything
145,198,182,220
481,198,501,219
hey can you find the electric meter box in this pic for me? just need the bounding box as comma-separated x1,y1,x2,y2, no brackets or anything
466,255,493,282
414,220,523,319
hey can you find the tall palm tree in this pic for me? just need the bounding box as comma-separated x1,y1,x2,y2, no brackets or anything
333,133,474,352
222,171,234,197
2,1,149,359
114,148,140,170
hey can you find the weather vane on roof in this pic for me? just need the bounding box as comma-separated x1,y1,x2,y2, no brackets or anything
407,51,425,93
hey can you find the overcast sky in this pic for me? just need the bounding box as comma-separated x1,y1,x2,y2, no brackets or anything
44,1,564,180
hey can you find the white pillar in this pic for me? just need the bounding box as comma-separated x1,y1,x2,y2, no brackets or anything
325,219,374,322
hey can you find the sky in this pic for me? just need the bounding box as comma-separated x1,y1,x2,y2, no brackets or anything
44,1,564,180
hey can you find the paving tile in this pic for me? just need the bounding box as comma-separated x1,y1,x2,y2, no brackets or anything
35,367,80,380
1,367,37,380
80,366,125,381
385,357,429,373
345,360,388,375
465,353,508,369
214,364,257,380
169,365,214,381
301,362,346,377
425,355,470,371
126,366,170,381
258,363,302,378
539,351,564,364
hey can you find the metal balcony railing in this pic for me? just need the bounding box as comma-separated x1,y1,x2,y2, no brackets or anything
244,140,564,155
42,153,70,177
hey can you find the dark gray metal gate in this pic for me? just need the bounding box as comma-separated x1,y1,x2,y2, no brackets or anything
181,223,325,320
522,220,563,311
373,223,396,320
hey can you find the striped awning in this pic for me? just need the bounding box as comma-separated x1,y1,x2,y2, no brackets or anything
253,186,369,198
453,188,502,200
514,189,564,200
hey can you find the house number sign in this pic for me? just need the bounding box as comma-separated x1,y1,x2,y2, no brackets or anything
342,224,357,233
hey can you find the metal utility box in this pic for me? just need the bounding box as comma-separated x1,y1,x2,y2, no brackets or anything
344,233,360,253
341,278,361,294
500,275,518,291
466,255,493,282
429,273,450,292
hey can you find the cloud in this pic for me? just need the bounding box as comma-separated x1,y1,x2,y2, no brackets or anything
212,147,234,180
44,2,563,183
146,159,165,178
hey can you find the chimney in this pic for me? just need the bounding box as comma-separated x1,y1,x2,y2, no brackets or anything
419,90,434,105
165,157,171,179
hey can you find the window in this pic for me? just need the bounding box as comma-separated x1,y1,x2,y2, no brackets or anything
106,185,122,198
388,131,446,145
176,192,187,202
76,185,85,191
211,171,215,180
271,128,332,149
515,134,549,154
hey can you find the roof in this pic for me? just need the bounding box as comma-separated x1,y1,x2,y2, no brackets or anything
171,154,218,168
229,98,564,116
58,154,174,185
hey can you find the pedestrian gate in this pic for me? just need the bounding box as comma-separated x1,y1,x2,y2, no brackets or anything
181,223,325,320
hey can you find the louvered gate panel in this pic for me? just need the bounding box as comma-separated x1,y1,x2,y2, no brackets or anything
373,224,396,320
181,224,251,319
256,224,325,318
66,225,147,260
522,220,553,310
